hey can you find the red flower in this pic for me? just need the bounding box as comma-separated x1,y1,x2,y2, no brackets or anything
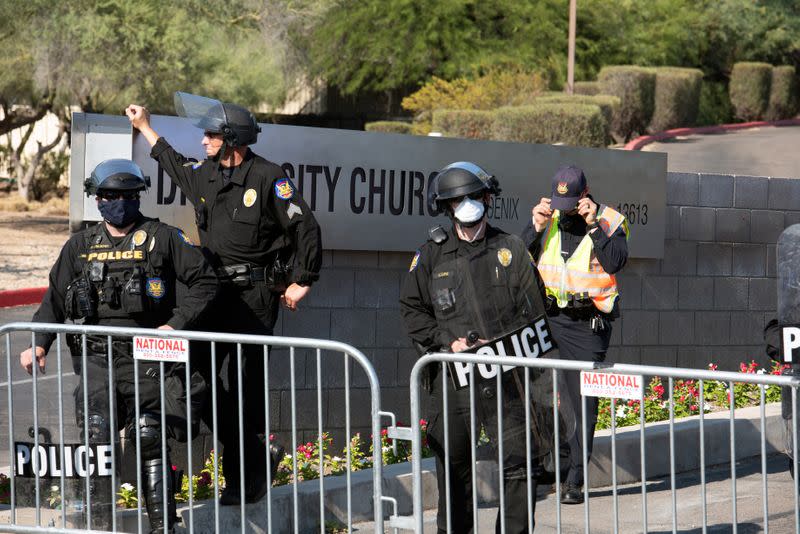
381,428,388,436
690,405,698,412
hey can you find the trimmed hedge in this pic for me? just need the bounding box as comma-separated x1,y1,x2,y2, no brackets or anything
431,109,494,139
729,62,772,121
491,103,607,148
649,67,703,132
598,65,656,141
573,81,600,96
766,65,798,121
364,121,413,134
697,81,734,126
536,94,620,142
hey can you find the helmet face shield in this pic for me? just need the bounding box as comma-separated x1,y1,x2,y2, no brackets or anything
174,91,261,146
84,159,149,196
174,91,225,130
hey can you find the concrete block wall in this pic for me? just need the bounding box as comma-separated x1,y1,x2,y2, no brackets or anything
608,172,797,372
266,171,797,444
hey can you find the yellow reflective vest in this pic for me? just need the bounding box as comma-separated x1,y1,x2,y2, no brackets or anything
537,205,629,313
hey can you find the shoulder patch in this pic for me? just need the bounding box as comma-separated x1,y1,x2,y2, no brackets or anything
146,278,166,299
274,178,294,200
409,250,421,272
177,230,195,246
182,159,204,170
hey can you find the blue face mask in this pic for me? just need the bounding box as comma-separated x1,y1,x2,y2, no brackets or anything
98,198,141,227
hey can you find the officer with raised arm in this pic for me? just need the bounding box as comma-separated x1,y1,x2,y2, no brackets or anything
126,94,322,505
20,159,217,532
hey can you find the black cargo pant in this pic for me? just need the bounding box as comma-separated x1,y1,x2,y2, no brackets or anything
426,367,537,534
191,283,279,491
547,312,612,488
70,341,182,529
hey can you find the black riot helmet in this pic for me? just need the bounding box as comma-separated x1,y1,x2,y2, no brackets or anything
174,91,261,147
83,159,150,197
428,161,501,212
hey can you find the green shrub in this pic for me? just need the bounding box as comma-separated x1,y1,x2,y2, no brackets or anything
697,81,733,126
401,69,546,133
766,65,798,121
650,67,703,132
573,81,600,96
492,103,607,148
364,121,413,135
536,93,620,143
431,109,494,140
598,65,656,142
729,62,772,121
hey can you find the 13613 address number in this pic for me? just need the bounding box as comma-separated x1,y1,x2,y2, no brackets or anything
615,203,648,225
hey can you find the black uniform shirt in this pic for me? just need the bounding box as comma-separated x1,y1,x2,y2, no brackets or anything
150,138,322,285
32,216,218,352
400,224,547,355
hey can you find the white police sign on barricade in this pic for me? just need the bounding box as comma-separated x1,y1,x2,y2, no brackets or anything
449,317,554,389
15,442,113,478
781,325,800,363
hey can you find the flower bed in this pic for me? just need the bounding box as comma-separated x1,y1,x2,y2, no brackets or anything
596,360,786,430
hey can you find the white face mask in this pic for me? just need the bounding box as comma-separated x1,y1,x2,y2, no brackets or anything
453,197,485,224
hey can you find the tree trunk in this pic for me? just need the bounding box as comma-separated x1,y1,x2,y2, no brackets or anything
14,122,66,202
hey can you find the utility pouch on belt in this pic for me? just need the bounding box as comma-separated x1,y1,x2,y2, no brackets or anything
65,275,97,321
121,266,147,313
218,251,293,292
265,253,292,293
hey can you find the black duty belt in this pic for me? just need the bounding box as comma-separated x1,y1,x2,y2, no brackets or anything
216,263,268,287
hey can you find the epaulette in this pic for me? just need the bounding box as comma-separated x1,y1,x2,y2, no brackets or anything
428,225,448,244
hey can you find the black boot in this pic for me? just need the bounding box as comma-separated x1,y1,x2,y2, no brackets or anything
143,457,177,533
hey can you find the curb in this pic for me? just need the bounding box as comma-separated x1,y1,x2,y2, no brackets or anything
624,118,800,150
0,287,47,308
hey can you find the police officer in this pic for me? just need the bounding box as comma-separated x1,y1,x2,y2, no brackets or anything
125,94,322,505
400,162,549,533
521,165,629,504
19,159,218,532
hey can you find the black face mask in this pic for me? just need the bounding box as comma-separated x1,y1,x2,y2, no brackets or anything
558,212,585,232
98,198,141,227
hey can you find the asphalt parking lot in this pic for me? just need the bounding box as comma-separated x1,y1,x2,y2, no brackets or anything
644,125,800,178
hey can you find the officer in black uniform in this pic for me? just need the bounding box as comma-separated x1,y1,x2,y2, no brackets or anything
125,94,322,505
400,162,549,534
19,159,218,532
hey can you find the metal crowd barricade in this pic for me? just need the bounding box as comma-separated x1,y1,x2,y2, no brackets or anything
399,353,800,534
0,322,385,534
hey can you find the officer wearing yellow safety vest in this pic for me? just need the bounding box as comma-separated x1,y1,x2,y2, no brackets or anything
521,165,629,505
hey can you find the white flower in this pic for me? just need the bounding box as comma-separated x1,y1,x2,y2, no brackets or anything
757,369,766,375
616,405,626,418
120,483,134,492
50,485,59,492
331,456,342,462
